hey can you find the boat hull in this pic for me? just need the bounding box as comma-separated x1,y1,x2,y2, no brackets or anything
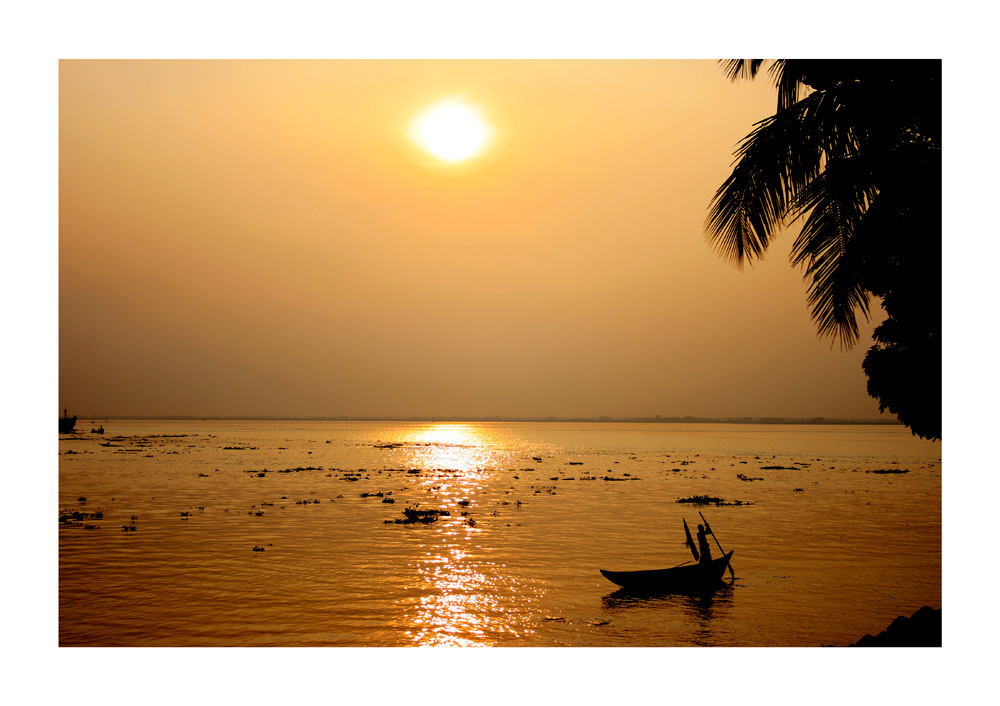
600,551,733,592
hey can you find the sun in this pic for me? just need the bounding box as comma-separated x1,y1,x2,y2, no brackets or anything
413,100,491,163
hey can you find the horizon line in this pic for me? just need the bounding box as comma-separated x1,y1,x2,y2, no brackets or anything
62,413,900,425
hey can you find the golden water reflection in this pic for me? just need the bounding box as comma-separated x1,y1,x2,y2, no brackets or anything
402,424,504,474
396,424,507,516
406,544,538,647
395,425,536,645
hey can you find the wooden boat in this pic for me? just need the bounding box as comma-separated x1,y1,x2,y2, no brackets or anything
600,551,733,592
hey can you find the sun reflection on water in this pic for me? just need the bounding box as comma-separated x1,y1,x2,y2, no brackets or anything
394,425,538,646
395,424,508,514
406,544,538,647
404,424,503,474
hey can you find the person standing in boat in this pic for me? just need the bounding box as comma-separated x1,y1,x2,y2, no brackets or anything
696,523,713,565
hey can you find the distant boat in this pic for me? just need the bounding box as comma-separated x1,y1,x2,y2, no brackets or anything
600,551,734,592
59,408,77,434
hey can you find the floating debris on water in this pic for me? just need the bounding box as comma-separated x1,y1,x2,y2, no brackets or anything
676,495,754,506
868,468,909,474
677,494,723,505
385,506,451,525
60,508,104,527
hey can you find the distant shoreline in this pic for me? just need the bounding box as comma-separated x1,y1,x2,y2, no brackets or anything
69,415,901,426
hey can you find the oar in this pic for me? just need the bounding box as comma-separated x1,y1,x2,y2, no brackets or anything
698,510,735,579
682,518,699,562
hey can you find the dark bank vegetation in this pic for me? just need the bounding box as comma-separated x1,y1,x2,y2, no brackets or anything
708,60,940,440
833,606,941,647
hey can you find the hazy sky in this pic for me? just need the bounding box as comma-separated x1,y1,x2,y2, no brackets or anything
60,60,889,419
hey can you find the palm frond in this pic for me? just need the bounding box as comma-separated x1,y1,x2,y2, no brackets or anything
721,60,767,82
705,91,829,267
767,60,803,110
789,157,876,348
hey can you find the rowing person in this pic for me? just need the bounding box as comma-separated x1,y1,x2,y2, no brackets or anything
696,523,713,565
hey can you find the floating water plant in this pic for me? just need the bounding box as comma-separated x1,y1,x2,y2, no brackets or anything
677,495,724,505
385,506,451,525
60,508,105,527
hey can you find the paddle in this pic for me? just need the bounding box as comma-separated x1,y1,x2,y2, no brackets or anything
698,510,735,579
682,518,699,562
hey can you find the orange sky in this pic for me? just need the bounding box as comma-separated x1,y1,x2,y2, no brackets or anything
59,60,887,419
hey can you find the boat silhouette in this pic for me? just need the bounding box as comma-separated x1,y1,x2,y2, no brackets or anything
600,551,733,593
59,408,77,434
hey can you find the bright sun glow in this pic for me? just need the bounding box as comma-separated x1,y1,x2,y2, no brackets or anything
414,101,490,163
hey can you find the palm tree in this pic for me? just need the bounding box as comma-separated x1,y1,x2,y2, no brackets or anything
706,60,940,439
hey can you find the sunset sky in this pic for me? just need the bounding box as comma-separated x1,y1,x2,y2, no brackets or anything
10,0,992,697
58,59,897,419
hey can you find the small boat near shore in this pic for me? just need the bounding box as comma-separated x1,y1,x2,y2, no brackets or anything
59,408,77,434
600,551,734,592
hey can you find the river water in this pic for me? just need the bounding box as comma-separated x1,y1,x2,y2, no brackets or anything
58,420,940,648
